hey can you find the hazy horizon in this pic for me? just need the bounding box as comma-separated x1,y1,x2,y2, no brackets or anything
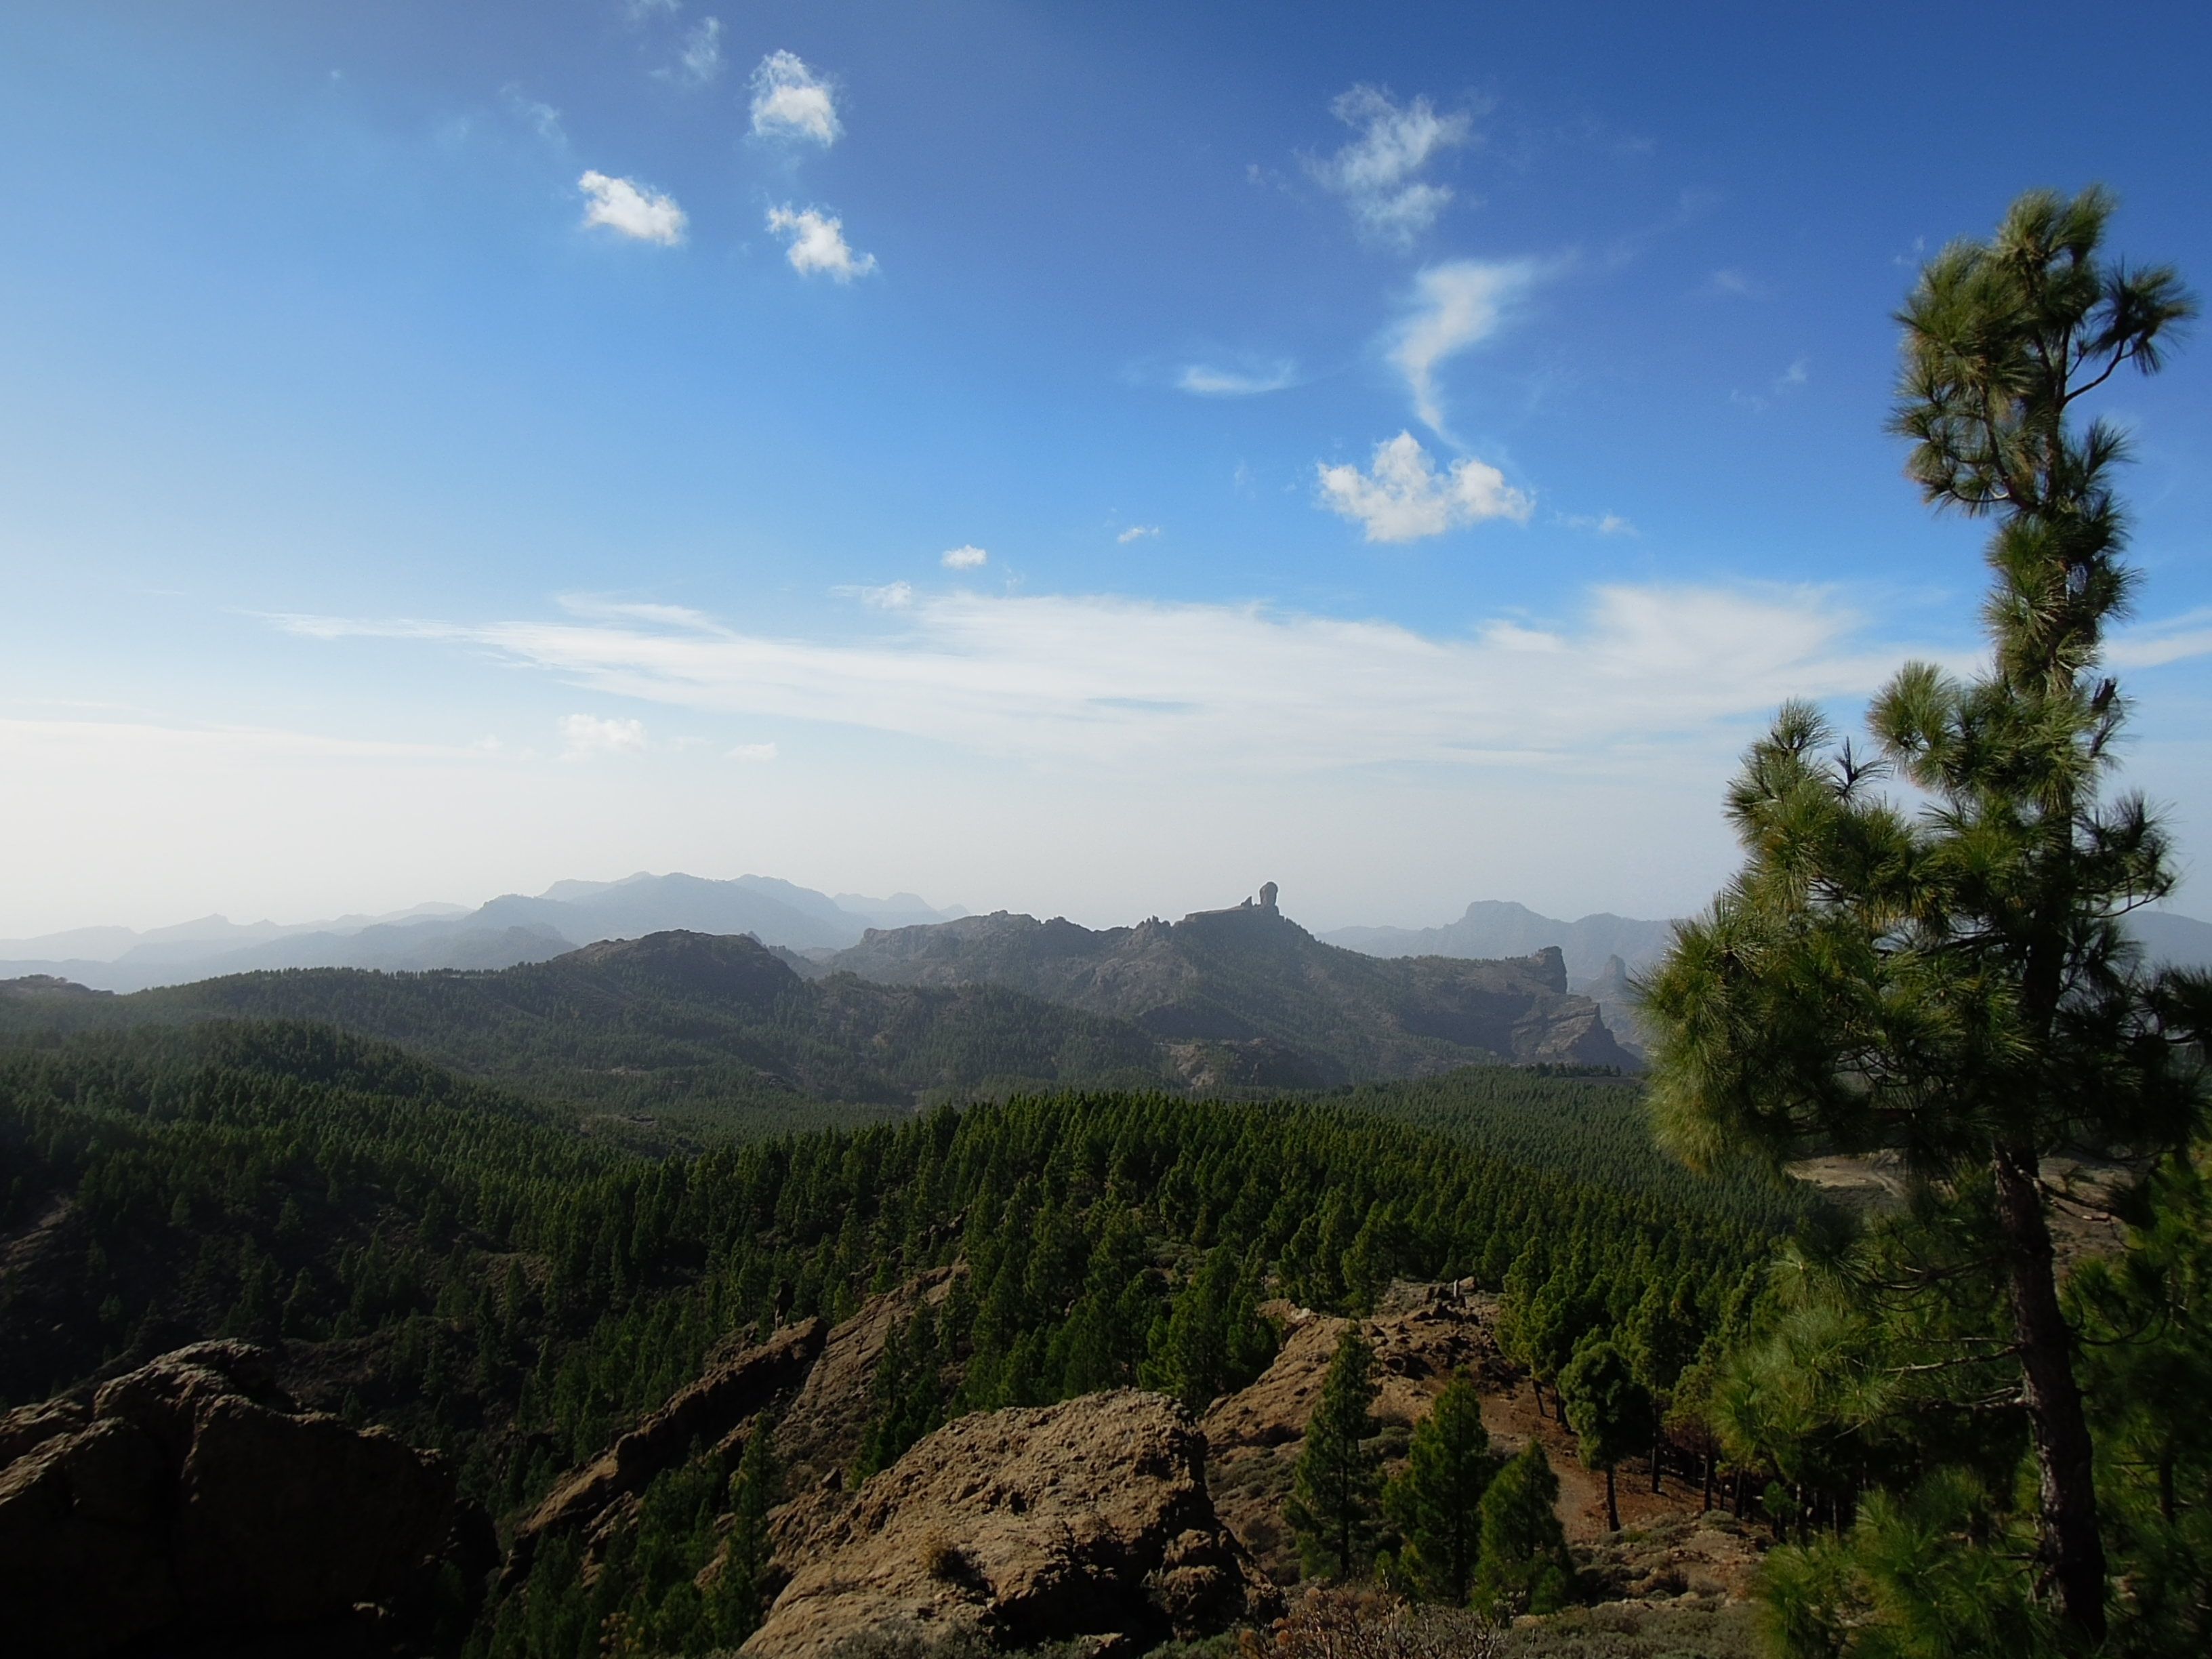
5,3,2209,939
0,869,1678,950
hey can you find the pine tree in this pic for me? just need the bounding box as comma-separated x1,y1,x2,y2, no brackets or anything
708,1422,780,1647
1471,1443,1574,1616
1641,186,2203,1641
1286,1324,1385,1580
1143,1244,1278,1413
1558,1336,1651,1532
1382,1372,1498,1602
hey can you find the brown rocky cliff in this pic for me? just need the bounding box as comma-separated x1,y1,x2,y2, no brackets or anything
775,1268,962,1488
504,1315,826,1587
747,1389,1278,1659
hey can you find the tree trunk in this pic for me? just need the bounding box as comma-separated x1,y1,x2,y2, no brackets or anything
1604,1464,1620,1532
1702,1450,1715,1513
1992,1139,2108,1641
1651,1422,1664,1494
1532,1378,1544,1418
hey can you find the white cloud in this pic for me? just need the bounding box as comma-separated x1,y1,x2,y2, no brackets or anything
2111,609,2212,670
1391,260,1535,436
1706,268,1767,298
728,741,779,761
941,546,989,571
626,0,681,18
1560,512,1635,536
1731,356,1811,413
556,595,733,634
1117,525,1162,544
1177,361,1298,397
1317,432,1532,543
750,50,840,144
676,17,724,85
765,205,876,281
853,581,914,610
1307,84,1474,247
578,171,687,245
558,714,649,759
500,85,565,145
271,579,1925,780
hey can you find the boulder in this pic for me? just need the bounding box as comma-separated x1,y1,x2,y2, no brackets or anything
746,1389,1278,1659
0,1340,456,1658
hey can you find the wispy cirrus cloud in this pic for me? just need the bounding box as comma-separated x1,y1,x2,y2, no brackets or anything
672,16,724,86
267,581,1931,777
578,171,687,245
1307,84,1475,247
499,84,565,146
2110,609,2212,670
1559,512,1635,536
1392,260,1537,436
1317,431,1532,543
1176,361,1298,397
1732,357,1809,413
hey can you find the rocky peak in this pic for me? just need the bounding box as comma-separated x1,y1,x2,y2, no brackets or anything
749,1389,1277,1659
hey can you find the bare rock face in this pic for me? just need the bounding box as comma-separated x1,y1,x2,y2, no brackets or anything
506,1315,827,1586
0,1340,457,1659
775,1269,961,1488
747,1389,1278,1659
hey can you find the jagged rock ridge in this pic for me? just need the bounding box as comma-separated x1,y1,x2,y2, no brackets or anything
825,886,1635,1078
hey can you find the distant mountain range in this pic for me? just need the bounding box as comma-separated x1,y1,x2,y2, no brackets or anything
806,888,1635,1080
0,874,967,994
1320,898,2212,984
9,877,2207,1018
1321,901,1678,981
0,892,1639,1126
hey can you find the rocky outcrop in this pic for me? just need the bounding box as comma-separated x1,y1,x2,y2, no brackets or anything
1200,1290,1512,1583
775,1270,962,1488
506,1315,827,1586
0,1340,459,1658
747,1389,1278,1659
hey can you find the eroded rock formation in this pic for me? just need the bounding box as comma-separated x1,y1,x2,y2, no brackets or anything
747,1389,1278,1659
505,1314,827,1587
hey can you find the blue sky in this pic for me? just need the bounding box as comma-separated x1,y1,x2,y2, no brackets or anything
4,1,2210,937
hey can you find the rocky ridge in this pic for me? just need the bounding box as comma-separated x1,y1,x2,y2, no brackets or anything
749,1390,1279,1659
824,890,1636,1080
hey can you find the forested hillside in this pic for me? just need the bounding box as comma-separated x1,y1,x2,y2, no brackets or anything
0,1018,1778,1655
0,933,1181,1141
0,922,1643,1144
